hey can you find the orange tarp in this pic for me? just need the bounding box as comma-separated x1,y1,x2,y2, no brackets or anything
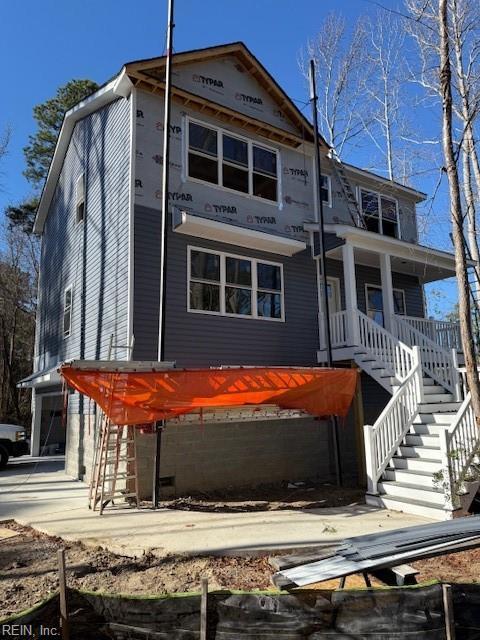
60,366,358,426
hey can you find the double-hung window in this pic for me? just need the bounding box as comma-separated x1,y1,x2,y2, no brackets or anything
360,189,399,238
188,247,284,320
63,286,73,338
187,120,279,202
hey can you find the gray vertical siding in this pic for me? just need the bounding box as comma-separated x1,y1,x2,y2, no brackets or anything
133,205,319,366
36,97,131,376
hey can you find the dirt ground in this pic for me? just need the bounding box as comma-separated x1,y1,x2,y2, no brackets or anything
158,480,365,512
2,519,480,619
0,521,273,618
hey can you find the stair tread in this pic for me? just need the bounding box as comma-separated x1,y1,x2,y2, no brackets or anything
386,467,433,477
379,480,443,494
401,444,441,450
376,494,445,511
393,455,440,463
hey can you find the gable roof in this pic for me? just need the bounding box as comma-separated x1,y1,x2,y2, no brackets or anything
35,41,326,234
124,42,320,145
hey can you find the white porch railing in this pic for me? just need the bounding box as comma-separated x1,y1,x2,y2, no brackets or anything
318,311,348,349
400,315,461,351
357,310,413,381
364,347,422,494
392,315,461,397
439,391,479,512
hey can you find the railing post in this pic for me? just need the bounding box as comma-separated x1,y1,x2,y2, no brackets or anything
363,424,378,495
439,427,454,515
348,308,360,347
451,348,461,402
412,346,424,404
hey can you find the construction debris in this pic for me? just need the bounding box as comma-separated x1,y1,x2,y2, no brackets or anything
274,515,480,588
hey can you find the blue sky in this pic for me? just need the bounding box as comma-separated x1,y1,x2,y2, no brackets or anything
0,0,457,315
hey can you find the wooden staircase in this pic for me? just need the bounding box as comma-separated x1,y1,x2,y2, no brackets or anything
348,310,478,520
367,375,461,520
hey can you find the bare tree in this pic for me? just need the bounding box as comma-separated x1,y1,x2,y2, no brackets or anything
437,0,480,423
362,11,408,180
0,224,36,424
450,0,480,293
301,13,368,157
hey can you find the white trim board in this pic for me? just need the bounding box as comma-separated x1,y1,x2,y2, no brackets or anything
173,210,306,256
187,245,285,322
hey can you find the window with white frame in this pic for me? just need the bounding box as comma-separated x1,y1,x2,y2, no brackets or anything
63,286,73,338
75,173,85,223
360,189,399,238
187,120,279,202
321,175,331,207
188,247,284,320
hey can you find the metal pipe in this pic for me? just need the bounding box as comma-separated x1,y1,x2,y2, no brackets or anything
309,59,342,485
153,0,175,509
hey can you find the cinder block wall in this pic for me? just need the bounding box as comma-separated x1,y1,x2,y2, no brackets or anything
135,417,337,499
65,412,362,498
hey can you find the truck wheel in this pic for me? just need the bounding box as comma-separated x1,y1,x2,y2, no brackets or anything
0,445,9,470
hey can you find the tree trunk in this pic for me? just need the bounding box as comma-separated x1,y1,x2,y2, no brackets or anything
439,0,480,424
450,0,480,297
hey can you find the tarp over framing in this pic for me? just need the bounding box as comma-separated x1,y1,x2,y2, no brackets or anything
60,364,358,425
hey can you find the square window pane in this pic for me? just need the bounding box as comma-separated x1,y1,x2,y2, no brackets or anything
63,309,71,335
226,257,251,286
188,153,218,184
365,216,379,233
189,122,217,156
76,202,85,223
367,286,383,311
253,173,277,201
361,191,379,217
381,197,397,221
257,263,281,290
225,287,252,315
321,175,330,204
190,282,220,312
222,164,249,193
393,290,406,315
253,146,277,176
190,251,220,281
383,220,398,238
258,292,282,318
223,135,248,166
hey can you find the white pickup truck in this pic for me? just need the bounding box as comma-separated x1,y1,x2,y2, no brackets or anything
0,424,29,469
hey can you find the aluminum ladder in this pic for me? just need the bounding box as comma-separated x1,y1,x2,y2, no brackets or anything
89,417,139,514
328,149,366,229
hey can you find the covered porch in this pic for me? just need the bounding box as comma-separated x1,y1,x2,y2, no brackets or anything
307,224,464,361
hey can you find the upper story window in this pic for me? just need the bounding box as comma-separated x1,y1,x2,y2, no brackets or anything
63,286,73,338
187,119,279,203
360,189,399,238
75,173,85,223
188,247,284,321
320,175,331,207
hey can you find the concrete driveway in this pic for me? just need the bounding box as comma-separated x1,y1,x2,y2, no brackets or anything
0,457,433,558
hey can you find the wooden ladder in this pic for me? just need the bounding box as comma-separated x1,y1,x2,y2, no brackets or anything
328,150,366,229
89,417,139,514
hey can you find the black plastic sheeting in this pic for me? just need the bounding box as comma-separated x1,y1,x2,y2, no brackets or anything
3,583,480,639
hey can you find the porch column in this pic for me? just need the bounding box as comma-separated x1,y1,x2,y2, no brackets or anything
380,253,395,332
342,242,359,345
